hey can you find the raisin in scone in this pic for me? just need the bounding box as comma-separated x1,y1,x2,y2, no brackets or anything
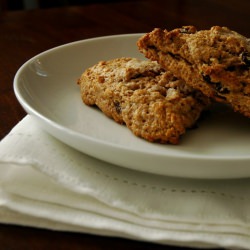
77,57,210,144
137,26,250,118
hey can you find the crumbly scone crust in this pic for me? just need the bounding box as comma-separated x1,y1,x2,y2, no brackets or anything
137,26,250,118
78,57,210,144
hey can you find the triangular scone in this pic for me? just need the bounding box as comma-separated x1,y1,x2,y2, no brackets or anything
138,26,250,118
78,57,210,144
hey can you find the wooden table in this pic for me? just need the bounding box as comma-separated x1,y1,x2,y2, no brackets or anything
0,0,250,249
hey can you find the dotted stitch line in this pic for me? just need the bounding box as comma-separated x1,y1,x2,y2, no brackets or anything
86,167,249,201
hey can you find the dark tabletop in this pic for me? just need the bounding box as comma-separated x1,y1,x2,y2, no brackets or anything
1,0,250,249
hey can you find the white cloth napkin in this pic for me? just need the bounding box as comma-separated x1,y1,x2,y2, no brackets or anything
1,115,250,249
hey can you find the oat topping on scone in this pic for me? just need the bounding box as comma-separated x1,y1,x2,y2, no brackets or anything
77,57,210,144
137,26,250,118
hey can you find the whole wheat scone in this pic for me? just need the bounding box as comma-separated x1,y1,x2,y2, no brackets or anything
137,26,250,118
78,57,210,144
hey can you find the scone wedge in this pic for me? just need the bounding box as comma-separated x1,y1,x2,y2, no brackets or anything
138,26,250,118
78,57,210,144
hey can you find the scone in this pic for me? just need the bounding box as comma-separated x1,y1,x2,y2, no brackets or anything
137,26,250,118
78,57,210,144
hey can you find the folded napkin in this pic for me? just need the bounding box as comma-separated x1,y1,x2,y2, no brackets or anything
1,115,250,249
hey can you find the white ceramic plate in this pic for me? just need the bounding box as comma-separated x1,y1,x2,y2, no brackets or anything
14,34,250,179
